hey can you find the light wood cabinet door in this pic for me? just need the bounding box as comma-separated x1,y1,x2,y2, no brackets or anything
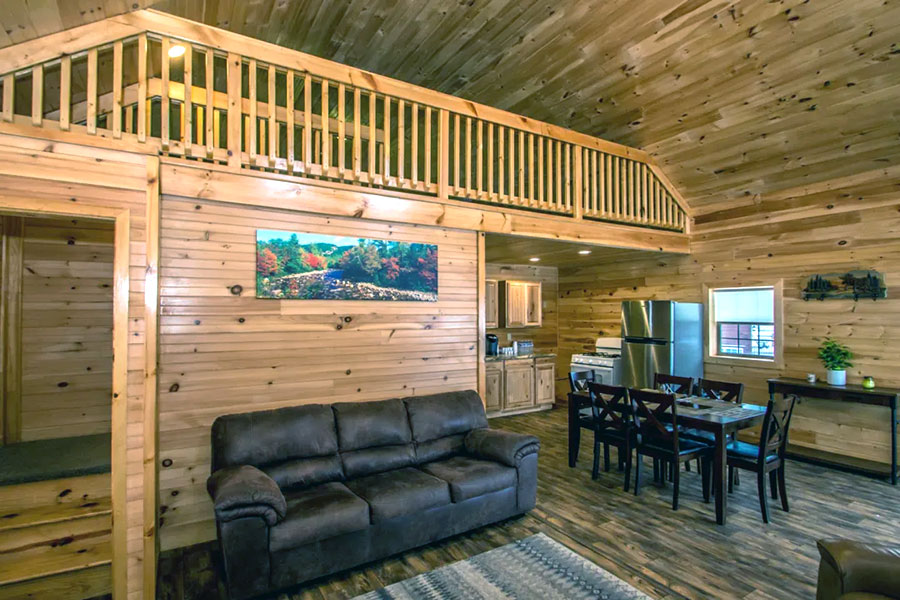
504,281,528,328
525,282,542,327
536,361,555,405
484,366,503,413
504,362,534,410
485,279,499,329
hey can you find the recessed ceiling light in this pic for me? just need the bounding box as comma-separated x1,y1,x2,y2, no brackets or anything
578,249,592,255
529,257,540,262
168,44,186,58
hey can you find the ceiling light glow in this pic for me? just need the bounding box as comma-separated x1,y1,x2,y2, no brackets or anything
168,44,186,58
529,257,540,262
578,249,592,255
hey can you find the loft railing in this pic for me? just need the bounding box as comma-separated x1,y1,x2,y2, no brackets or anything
0,27,688,233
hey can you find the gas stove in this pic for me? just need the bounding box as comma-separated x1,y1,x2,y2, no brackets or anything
570,337,623,385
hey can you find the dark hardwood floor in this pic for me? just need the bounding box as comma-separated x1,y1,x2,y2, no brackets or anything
158,407,900,600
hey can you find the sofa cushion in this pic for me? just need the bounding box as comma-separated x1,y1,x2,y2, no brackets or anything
404,390,488,443
340,444,416,479
415,433,466,464
262,455,344,492
334,398,412,451
269,482,369,552
419,456,517,502
211,404,338,472
346,467,451,522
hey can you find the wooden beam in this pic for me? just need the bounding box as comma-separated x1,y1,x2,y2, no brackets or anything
226,53,241,168
137,33,147,143
86,48,97,134
477,232,486,401
1,74,12,123
0,216,23,446
183,43,192,150
30,64,42,127
59,55,70,131
112,40,123,139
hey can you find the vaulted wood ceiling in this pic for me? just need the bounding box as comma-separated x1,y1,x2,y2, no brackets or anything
3,0,899,220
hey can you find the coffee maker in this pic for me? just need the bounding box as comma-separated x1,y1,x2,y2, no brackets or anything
485,334,499,356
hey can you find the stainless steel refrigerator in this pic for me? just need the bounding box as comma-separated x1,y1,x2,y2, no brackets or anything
621,300,703,389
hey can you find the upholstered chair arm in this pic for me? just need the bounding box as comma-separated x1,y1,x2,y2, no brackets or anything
465,429,540,467
207,465,287,526
816,539,900,600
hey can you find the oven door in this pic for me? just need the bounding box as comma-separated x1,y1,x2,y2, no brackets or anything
570,364,616,387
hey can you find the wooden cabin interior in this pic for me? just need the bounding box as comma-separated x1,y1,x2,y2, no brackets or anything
0,2,898,599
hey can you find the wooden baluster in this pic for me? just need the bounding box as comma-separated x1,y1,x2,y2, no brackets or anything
137,34,147,143
438,109,449,198
31,64,42,127
527,133,535,206
631,161,638,221
314,130,320,163
112,40,123,138
555,140,562,210
537,136,544,207
59,55,71,131
268,64,277,166
643,165,651,224
424,106,432,188
476,120,484,197
1,74,13,123
338,83,347,175
497,125,505,202
411,102,418,187
518,130,525,206
487,123,494,199
181,43,191,149
589,151,596,216
125,105,134,134
160,39,171,148
545,138,552,207
247,59,256,161
87,47,98,135
464,116,472,198
321,79,330,170
286,70,295,171
453,114,460,194
225,53,241,168
205,49,214,154
353,88,361,178
304,74,312,169
611,156,619,218
368,92,376,179
565,144,572,212
383,95,390,182
573,146,582,219
506,128,516,204
397,99,405,183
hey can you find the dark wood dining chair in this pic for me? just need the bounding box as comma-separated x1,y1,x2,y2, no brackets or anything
568,370,595,466
654,373,694,395
631,388,712,510
586,383,634,490
726,394,797,523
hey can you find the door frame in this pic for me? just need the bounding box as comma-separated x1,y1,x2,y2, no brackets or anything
0,198,131,599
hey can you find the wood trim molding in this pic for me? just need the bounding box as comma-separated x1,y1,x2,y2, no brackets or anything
477,232,487,400
0,198,131,600
0,215,23,445
158,158,690,254
143,156,161,600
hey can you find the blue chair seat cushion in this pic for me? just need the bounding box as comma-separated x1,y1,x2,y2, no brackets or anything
727,440,778,463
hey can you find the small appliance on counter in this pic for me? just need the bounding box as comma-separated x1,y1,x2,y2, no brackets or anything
486,334,499,356
516,340,534,356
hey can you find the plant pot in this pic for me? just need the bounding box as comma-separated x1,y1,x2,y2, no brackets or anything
826,369,846,386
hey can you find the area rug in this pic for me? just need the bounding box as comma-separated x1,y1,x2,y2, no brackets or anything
352,533,652,599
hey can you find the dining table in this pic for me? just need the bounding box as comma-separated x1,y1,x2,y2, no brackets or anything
568,390,767,525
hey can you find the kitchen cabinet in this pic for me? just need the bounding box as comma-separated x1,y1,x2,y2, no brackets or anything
499,281,542,328
485,279,499,328
483,355,556,416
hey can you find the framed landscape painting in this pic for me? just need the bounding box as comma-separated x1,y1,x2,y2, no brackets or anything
256,230,438,301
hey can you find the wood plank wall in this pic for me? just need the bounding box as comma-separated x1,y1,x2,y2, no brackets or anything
558,172,900,468
0,133,150,600
19,216,114,441
156,198,479,550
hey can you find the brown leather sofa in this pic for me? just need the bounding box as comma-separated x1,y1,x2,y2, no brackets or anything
207,390,540,599
817,539,900,600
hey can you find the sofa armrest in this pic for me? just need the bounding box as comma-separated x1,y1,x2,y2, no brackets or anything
207,465,287,526
465,428,540,467
816,539,900,600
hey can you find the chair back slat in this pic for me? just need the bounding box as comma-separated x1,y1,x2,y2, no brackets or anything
569,370,594,393
654,373,694,395
697,378,744,404
759,394,797,462
630,388,679,451
586,383,631,434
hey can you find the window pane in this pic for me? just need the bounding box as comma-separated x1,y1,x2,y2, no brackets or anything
713,288,774,323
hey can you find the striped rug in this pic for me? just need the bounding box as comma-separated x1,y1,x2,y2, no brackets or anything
352,533,652,599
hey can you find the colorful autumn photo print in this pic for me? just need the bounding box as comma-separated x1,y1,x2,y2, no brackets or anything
256,230,438,301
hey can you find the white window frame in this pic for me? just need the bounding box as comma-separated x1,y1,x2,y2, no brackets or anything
704,280,784,370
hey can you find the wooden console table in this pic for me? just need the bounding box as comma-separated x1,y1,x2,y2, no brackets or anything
768,377,899,485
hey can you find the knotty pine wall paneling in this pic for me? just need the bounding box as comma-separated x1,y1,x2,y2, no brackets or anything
156,197,479,550
558,174,900,470
19,216,114,441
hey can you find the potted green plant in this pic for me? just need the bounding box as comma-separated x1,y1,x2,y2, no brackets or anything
818,338,853,386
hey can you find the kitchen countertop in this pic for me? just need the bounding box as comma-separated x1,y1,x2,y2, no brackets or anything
485,353,556,363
